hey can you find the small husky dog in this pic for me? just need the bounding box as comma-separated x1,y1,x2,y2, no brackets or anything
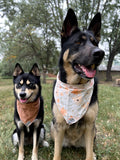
51,9,104,160
12,63,49,160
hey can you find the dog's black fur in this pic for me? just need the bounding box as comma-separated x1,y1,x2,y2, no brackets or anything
51,9,104,160
12,63,48,160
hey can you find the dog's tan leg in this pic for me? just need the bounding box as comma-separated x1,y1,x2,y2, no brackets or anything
32,129,38,160
85,124,95,160
18,131,24,160
53,128,65,160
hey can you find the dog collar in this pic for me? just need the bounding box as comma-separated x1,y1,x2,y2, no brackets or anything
17,98,40,127
54,73,94,125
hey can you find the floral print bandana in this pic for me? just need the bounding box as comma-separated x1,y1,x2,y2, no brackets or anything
54,73,94,125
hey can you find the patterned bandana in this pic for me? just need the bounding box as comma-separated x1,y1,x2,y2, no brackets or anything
17,98,40,127
54,73,94,125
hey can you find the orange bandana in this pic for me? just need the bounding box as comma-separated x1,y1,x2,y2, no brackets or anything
54,73,94,125
17,98,40,126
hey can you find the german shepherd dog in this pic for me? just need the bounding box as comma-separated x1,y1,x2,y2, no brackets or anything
51,9,104,160
12,63,49,160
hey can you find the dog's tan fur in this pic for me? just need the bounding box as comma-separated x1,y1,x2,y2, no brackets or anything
18,131,24,160
51,99,98,160
63,49,89,85
51,46,98,160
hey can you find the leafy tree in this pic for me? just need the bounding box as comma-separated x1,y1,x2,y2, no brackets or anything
102,2,120,81
0,0,60,81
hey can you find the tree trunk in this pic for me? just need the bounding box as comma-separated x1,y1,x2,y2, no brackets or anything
42,70,46,84
106,54,115,81
66,0,69,9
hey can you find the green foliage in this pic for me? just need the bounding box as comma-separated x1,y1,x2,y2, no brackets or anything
0,0,61,76
0,0,120,79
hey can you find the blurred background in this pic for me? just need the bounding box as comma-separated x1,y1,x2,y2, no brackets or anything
0,0,120,82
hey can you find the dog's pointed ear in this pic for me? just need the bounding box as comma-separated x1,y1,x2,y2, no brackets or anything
29,63,40,77
88,13,101,42
61,8,78,39
13,63,24,77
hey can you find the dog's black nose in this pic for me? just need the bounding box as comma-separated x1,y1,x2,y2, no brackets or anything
92,48,105,62
20,92,26,98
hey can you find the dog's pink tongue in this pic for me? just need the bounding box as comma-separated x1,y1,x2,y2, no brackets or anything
81,66,96,78
20,99,27,103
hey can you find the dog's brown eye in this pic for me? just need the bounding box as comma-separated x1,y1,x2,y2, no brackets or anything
90,37,98,46
28,83,35,88
92,40,98,46
82,35,87,40
29,83,32,87
75,42,81,45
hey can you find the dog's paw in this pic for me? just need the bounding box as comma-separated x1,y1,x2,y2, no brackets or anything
93,152,96,160
86,152,96,160
12,147,17,153
53,157,61,160
31,154,38,160
18,154,24,160
12,132,19,146
85,152,96,160
53,155,61,160
42,140,49,147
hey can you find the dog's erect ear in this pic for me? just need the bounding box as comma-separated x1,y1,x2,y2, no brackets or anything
61,8,78,39
88,13,101,37
29,63,40,77
13,63,24,77
88,13,101,42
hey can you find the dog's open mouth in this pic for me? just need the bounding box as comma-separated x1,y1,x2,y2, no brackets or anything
73,63,96,78
19,93,33,103
20,98,28,103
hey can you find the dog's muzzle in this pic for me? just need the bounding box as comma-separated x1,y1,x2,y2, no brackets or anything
92,48,105,65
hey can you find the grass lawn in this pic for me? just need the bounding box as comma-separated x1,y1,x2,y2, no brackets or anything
0,78,120,160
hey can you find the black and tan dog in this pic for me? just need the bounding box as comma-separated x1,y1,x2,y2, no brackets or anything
51,9,104,160
12,63,49,160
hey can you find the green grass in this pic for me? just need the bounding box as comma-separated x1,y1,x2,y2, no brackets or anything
0,78,120,160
